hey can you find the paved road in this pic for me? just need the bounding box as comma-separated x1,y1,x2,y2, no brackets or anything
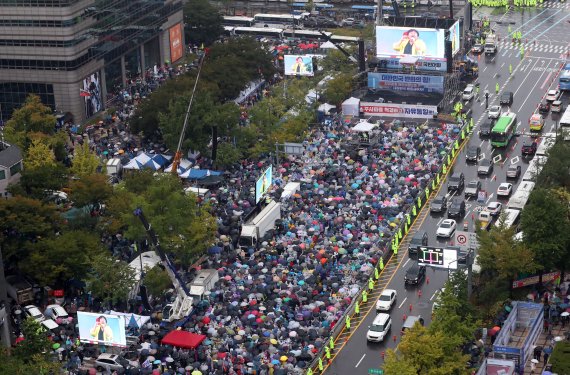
324,3,570,374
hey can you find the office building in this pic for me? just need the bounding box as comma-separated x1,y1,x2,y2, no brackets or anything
0,0,185,123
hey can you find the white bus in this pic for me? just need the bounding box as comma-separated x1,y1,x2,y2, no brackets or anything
254,13,303,26
282,29,331,39
495,208,521,229
507,181,535,211
535,132,556,157
233,27,284,39
560,106,570,127
522,155,546,182
222,16,255,27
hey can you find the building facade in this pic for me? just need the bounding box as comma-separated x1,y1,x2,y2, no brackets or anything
0,0,185,123
0,142,23,196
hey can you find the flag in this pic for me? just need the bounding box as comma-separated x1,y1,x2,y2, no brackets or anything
79,89,91,97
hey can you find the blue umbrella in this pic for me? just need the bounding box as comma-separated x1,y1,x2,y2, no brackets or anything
208,246,222,255
544,346,553,354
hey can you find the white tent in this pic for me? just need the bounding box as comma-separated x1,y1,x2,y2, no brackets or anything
342,97,360,116
106,311,151,329
164,158,193,174
318,103,336,115
320,41,338,50
305,90,320,104
123,159,141,170
352,120,377,132
134,152,152,165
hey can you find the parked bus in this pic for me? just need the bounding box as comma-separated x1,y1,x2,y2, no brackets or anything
233,27,284,39
522,155,546,182
254,13,303,26
560,106,570,127
222,16,255,27
535,132,556,157
491,112,517,147
282,29,331,39
559,69,570,91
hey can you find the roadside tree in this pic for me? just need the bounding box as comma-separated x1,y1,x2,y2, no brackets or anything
70,142,100,178
86,254,137,306
183,0,223,46
3,95,56,151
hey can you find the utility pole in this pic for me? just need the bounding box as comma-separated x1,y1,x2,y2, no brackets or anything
376,0,383,26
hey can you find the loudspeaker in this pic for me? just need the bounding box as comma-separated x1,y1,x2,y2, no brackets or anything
445,41,453,73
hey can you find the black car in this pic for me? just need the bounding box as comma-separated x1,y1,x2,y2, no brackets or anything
538,101,550,113
408,231,428,256
479,119,494,137
448,198,466,219
500,91,513,106
447,172,465,192
405,264,426,285
465,145,481,162
522,140,538,156
430,196,448,214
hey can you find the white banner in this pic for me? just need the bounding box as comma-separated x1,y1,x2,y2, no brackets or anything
360,102,438,119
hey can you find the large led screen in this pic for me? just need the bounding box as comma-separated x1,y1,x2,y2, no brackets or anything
376,26,445,59
255,166,273,204
77,312,127,347
449,21,461,56
284,55,314,76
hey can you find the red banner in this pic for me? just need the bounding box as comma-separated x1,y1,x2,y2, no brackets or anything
512,271,560,289
169,24,183,63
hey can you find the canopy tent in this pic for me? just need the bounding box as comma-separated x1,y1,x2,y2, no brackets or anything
342,97,360,117
234,79,265,105
123,159,142,170
320,41,338,50
143,159,162,171
164,158,193,174
318,103,336,115
305,90,320,105
161,330,206,349
352,120,377,132
180,168,223,180
124,152,172,171
106,311,151,329
151,153,172,167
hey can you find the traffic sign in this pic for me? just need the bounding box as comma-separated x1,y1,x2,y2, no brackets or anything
368,369,384,375
456,232,468,246
417,246,459,270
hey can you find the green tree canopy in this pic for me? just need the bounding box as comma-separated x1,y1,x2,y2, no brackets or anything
12,318,54,364
537,140,570,189
25,138,56,170
0,347,60,375
324,73,354,106
143,265,172,297
12,163,68,199
86,254,137,305
0,196,62,262
71,142,100,177
3,95,56,150
20,230,105,286
183,0,223,46
521,187,570,281
70,173,113,207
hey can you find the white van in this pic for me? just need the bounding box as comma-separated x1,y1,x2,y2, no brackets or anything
366,313,391,342
462,85,475,101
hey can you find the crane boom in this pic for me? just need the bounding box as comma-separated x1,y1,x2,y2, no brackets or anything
170,54,206,175
133,208,190,297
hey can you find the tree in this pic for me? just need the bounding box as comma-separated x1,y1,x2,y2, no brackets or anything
70,173,113,207
383,324,470,375
3,94,56,150
324,73,354,106
319,49,357,74
477,213,537,295
71,142,100,177
0,348,60,375
0,196,63,262
86,254,137,306
12,318,53,363
143,265,172,297
13,163,68,199
25,138,56,170
21,230,105,286
215,142,243,169
537,140,570,189
183,0,223,46
521,188,570,284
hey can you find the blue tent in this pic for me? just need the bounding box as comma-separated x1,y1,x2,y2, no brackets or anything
152,153,170,167
128,314,139,329
181,169,223,180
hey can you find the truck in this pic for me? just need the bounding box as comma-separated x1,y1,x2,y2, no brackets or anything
105,158,123,177
280,181,301,201
484,34,497,54
238,201,281,250
6,275,34,305
188,270,219,301
478,210,493,231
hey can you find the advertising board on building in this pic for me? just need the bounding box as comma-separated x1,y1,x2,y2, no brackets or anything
376,26,445,59
169,24,183,63
368,72,444,94
374,57,447,72
77,312,127,347
360,101,438,119
448,21,460,56
80,71,103,118
284,55,314,76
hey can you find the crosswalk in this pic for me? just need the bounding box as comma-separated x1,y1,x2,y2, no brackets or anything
537,1,569,8
493,40,569,55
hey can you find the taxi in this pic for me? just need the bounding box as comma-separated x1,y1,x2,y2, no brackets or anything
529,113,544,132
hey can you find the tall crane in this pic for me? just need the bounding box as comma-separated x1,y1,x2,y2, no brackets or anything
170,54,206,175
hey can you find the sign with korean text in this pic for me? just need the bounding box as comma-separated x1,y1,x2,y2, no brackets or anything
360,102,438,119
368,72,444,94
374,57,447,72
512,271,560,289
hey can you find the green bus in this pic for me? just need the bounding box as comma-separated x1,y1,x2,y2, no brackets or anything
491,112,517,147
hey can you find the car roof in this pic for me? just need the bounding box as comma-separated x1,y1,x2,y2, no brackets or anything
372,313,390,324
530,114,542,119
468,180,479,185
508,164,519,169
382,289,396,295
488,201,501,208
403,315,422,326
98,353,118,360
442,219,455,224
499,182,511,187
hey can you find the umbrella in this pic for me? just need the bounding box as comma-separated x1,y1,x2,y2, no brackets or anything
561,312,569,317
531,359,539,364
554,336,564,342
52,343,61,349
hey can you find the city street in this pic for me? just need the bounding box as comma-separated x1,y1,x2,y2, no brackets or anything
324,2,570,374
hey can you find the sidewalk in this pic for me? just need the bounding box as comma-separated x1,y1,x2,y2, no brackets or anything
523,321,568,374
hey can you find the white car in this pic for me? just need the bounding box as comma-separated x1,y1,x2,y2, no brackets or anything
341,17,355,26
462,85,475,101
497,182,513,197
436,219,457,238
486,201,503,216
24,305,45,322
44,304,70,324
488,105,502,119
376,289,397,311
545,89,560,102
95,353,139,372
366,313,392,342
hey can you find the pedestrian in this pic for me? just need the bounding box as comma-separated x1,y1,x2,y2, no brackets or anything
496,82,500,94
531,361,537,374
509,64,513,75
533,346,542,361
543,349,550,365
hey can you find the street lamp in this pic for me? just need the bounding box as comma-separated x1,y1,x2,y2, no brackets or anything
447,259,459,277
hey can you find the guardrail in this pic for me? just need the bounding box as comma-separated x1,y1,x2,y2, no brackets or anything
305,115,475,375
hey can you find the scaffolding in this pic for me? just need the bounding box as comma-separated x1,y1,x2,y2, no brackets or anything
492,301,543,370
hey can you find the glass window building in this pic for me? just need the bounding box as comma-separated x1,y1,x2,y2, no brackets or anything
0,0,184,123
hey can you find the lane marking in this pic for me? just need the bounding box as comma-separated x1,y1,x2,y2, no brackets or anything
430,291,438,301
403,258,410,268
398,297,408,309
355,354,366,368
540,72,553,90
517,60,554,114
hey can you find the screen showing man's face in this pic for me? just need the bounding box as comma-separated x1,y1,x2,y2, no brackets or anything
408,31,419,45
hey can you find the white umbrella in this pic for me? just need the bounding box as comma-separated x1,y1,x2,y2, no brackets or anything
554,336,564,342
531,359,539,364
561,311,569,317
